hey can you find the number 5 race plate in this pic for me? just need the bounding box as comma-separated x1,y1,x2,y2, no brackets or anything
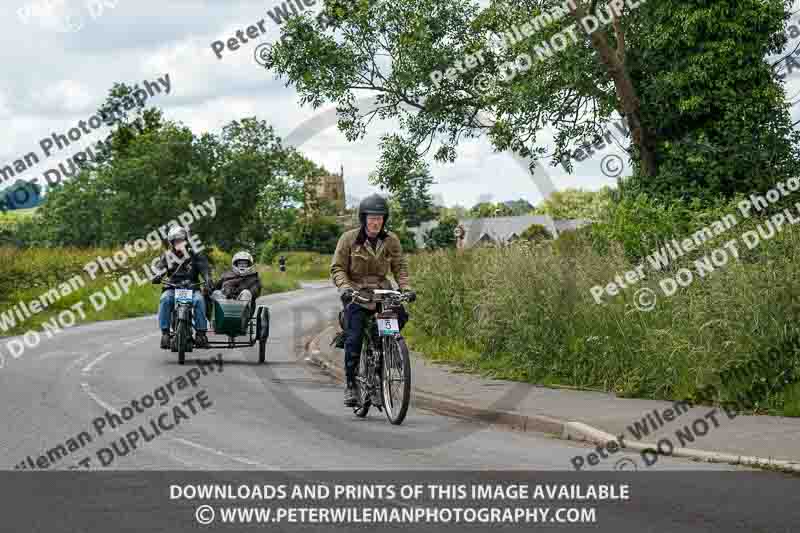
379,318,400,336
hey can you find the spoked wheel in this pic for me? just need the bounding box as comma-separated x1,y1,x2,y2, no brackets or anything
353,343,372,418
177,321,187,365
381,336,411,425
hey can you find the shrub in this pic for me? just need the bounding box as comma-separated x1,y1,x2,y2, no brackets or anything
423,216,458,250
520,223,550,242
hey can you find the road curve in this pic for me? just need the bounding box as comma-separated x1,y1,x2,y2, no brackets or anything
2,284,799,533
0,283,735,471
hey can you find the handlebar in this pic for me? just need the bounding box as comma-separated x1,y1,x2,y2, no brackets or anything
163,281,203,290
352,289,413,304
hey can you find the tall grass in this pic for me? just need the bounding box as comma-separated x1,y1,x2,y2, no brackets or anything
407,219,800,415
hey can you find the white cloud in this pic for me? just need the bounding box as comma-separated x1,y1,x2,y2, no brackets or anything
1,0,798,207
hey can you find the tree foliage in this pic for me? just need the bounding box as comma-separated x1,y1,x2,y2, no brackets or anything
267,0,800,201
532,187,613,219
33,86,326,250
377,163,437,227
423,215,458,249
469,201,514,218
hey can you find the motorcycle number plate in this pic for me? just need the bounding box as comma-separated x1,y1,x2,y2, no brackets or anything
379,318,399,336
175,289,193,303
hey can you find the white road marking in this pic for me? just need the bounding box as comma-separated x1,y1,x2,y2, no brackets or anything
171,437,270,467
82,352,112,374
123,333,159,346
80,382,120,414
66,353,92,372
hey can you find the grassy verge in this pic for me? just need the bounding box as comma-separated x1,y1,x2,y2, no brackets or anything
0,248,332,339
257,251,332,293
406,216,800,417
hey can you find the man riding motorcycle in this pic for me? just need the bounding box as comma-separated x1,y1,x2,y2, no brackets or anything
211,251,262,315
152,226,213,349
331,193,416,407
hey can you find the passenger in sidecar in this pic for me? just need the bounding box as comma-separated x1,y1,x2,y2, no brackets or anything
210,251,261,315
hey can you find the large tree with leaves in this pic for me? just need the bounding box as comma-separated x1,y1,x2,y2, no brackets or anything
268,0,800,201
36,85,326,249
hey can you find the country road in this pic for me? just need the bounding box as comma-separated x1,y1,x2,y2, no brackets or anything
1,284,799,533
0,283,735,471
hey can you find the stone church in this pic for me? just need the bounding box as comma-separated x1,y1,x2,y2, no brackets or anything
306,165,346,214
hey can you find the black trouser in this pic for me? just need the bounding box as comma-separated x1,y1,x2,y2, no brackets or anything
343,303,408,383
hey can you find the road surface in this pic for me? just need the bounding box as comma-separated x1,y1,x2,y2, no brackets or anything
0,284,797,532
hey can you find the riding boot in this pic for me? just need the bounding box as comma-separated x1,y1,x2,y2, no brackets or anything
344,380,358,407
195,330,209,348
160,330,170,349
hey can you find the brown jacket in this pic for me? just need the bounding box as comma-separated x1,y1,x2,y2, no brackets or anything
331,227,410,293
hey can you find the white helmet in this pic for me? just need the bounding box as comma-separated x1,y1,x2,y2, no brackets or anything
167,225,188,247
232,251,255,276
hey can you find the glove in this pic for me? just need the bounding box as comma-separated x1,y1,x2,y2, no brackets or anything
402,289,416,302
340,288,355,306
152,273,163,284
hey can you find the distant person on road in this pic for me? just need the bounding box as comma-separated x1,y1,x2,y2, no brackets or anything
151,226,213,349
278,255,286,273
211,251,262,316
331,193,415,407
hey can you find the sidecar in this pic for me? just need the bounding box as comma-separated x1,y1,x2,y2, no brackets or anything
207,297,270,363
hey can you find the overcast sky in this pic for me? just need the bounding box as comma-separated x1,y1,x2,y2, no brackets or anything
2,0,800,208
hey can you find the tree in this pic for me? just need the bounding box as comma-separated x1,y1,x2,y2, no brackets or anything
35,83,324,249
269,215,342,254
532,187,612,219
469,201,513,218
423,216,458,249
520,223,550,242
379,164,437,227
267,0,799,201
504,199,534,216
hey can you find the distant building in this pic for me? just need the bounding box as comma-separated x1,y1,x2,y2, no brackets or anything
409,215,592,249
306,165,346,214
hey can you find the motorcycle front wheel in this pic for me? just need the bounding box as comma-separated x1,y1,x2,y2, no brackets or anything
177,320,187,365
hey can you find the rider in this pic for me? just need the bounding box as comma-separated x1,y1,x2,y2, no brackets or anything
331,193,416,407
211,251,262,313
152,225,213,349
